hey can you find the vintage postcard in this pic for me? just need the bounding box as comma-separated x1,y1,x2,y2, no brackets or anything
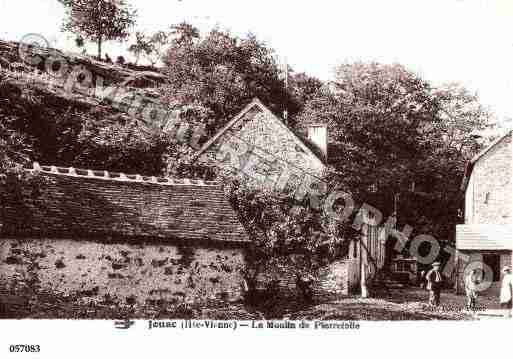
0,0,511,357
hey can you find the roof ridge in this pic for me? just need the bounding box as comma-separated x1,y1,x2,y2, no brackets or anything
470,129,512,164
460,129,512,191
26,162,220,187
192,97,326,166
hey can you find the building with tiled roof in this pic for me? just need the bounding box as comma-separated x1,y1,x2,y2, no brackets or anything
1,162,248,244
455,130,512,295
194,98,384,296
0,163,249,307
194,98,327,190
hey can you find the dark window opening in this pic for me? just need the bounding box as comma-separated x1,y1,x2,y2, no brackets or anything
482,254,501,282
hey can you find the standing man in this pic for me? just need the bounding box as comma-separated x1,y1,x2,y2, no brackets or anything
500,266,512,317
426,262,443,306
464,268,481,311
419,270,426,289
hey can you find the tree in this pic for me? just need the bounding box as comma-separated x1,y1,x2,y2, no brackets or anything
161,24,294,135
74,35,86,55
169,22,200,46
287,72,324,125
226,179,349,301
0,122,30,176
59,0,137,60
146,31,171,66
0,121,31,229
76,118,174,176
129,30,171,66
296,62,492,248
431,83,493,158
128,31,153,65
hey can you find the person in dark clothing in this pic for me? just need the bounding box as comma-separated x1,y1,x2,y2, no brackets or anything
296,272,315,303
426,262,443,306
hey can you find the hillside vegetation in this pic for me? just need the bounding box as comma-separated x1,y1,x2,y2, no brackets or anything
0,39,175,175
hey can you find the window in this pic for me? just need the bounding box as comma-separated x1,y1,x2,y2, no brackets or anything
482,254,501,282
395,261,413,273
484,192,491,204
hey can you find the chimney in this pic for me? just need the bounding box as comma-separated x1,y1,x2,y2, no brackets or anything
307,124,328,160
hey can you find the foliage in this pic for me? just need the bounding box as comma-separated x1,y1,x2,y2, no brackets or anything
128,32,154,65
296,62,493,244
0,74,94,167
74,36,85,48
129,30,171,66
161,24,296,135
0,117,39,235
76,118,173,175
226,179,351,293
0,124,29,172
0,76,33,177
161,102,218,179
288,72,324,123
0,65,171,176
59,0,137,59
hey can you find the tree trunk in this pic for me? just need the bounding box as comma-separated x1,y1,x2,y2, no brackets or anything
360,229,369,298
97,37,102,61
361,263,369,298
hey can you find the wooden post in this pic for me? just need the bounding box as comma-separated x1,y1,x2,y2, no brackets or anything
360,224,369,298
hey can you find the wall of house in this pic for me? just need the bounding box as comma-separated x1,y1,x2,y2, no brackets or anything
256,259,359,297
0,237,246,306
200,106,325,190
314,260,359,297
455,250,511,296
465,134,512,225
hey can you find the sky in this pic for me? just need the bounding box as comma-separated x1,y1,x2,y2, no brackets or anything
0,0,512,126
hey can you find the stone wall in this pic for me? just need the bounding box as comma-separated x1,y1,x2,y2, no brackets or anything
0,237,246,305
465,133,511,225
256,259,359,297
313,259,359,296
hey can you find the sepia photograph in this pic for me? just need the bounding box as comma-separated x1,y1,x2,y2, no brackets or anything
0,0,512,357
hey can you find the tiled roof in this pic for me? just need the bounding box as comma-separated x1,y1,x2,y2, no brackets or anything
461,130,512,191
193,98,326,165
0,163,249,244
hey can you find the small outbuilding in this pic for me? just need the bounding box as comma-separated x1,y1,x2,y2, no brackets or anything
0,163,249,305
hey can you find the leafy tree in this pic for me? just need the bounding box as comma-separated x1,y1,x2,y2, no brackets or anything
0,120,32,232
296,62,492,248
431,83,492,158
129,30,171,66
59,0,137,60
226,179,350,299
74,36,86,55
146,31,171,66
169,22,200,46
76,119,174,175
0,122,30,176
287,72,324,123
128,31,154,65
161,24,294,135
163,103,218,179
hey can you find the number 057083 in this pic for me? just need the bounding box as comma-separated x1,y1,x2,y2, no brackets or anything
9,345,40,353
